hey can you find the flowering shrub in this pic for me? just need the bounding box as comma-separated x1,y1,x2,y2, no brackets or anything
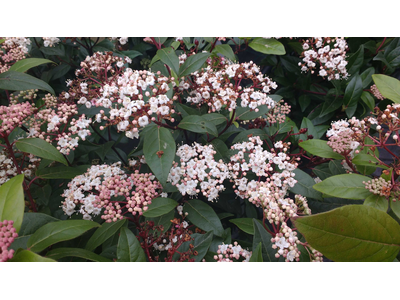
1,37,400,263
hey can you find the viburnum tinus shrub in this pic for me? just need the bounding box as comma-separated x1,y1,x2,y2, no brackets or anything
1,37,400,262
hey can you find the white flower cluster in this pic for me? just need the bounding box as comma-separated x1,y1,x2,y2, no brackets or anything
299,37,349,80
111,37,128,45
77,51,131,75
42,37,60,47
167,143,230,201
3,37,31,54
61,163,125,220
183,60,277,113
91,68,174,139
214,242,252,262
0,150,18,186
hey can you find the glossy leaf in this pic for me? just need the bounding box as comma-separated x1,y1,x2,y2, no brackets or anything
46,247,112,262
249,242,263,262
294,205,400,261
8,58,55,73
8,250,55,262
35,166,84,179
313,174,373,200
235,104,270,121
0,174,25,233
184,200,224,237
202,113,227,126
157,47,179,75
212,44,236,61
0,70,55,94
178,115,218,136
142,197,177,218
364,194,388,212
360,91,375,111
347,45,364,75
15,138,68,166
248,38,285,55
289,169,323,201
390,201,400,220
18,213,58,236
253,220,281,262
143,126,176,186
372,74,400,103
229,218,257,235
117,227,146,262
27,220,100,253
352,153,388,169
179,52,211,77
299,139,344,160
343,74,363,107
173,231,213,262
85,218,127,251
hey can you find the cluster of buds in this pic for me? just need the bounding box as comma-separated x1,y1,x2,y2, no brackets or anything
0,37,31,73
213,242,252,262
299,37,349,80
61,163,163,222
167,142,230,201
0,220,18,262
0,102,35,137
178,56,277,113
370,84,385,100
363,177,392,197
65,52,176,139
265,99,291,124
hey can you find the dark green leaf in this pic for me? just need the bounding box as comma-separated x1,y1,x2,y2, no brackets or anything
15,138,68,166
347,45,364,75
0,71,55,94
294,205,400,261
18,212,58,236
142,197,177,218
229,218,263,235
27,219,100,253
360,67,375,89
117,227,146,262
8,58,55,73
360,91,375,111
157,47,179,75
289,169,323,200
343,74,363,107
364,194,388,212
235,103,270,121
8,249,55,262
253,220,282,262
85,218,127,251
178,115,218,136
35,166,85,179
143,126,176,186
174,231,213,262
232,129,268,144
202,113,227,126
184,200,224,237
46,247,112,262
249,242,263,262
179,52,211,77
212,44,236,61
299,139,344,160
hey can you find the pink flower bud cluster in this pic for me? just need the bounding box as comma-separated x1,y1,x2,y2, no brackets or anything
62,163,162,222
0,37,30,73
0,102,34,137
271,222,301,262
167,143,230,201
95,170,162,222
64,52,176,139
213,242,252,262
179,56,277,113
299,37,349,80
265,99,291,124
0,220,18,262
370,84,385,100
326,118,362,157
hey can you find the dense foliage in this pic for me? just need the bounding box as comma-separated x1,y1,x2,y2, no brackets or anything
1,37,400,262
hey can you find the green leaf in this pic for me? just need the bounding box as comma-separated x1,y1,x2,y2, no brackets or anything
39,44,65,56
174,231,213,262
117,227,146,262
372,74,400,103
85,218,127,251
352,153,388,169
157,47,179,75
360,91,375,111
347,45,364,75
143,126,176,186
202,113,227,126
289,169,323,201
390,201,400,220
212,44,236,61
45,247,112,262
319,96,342,118
249,242,263,262
313,174,373,200
184,200,224,237
299,117,318,141
210,138,229,162
35,166,84,179
253,220,281,262
15,138,68,166
8,249,55,262
360,67,375,89
232,129,268,144
299,139,344,160
8,58,55,73
27,220,100,253
0,71,55,94
0,174,25,233
364,194,389,212
229,218,263,235
179,52,211,77
142,197,177,218
235,103,270,121
343,74,363,107
95,141,115,161
248,38,286,55
178,115,218,136
18,212,58,236
293,205,400,261
174,102,201,117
